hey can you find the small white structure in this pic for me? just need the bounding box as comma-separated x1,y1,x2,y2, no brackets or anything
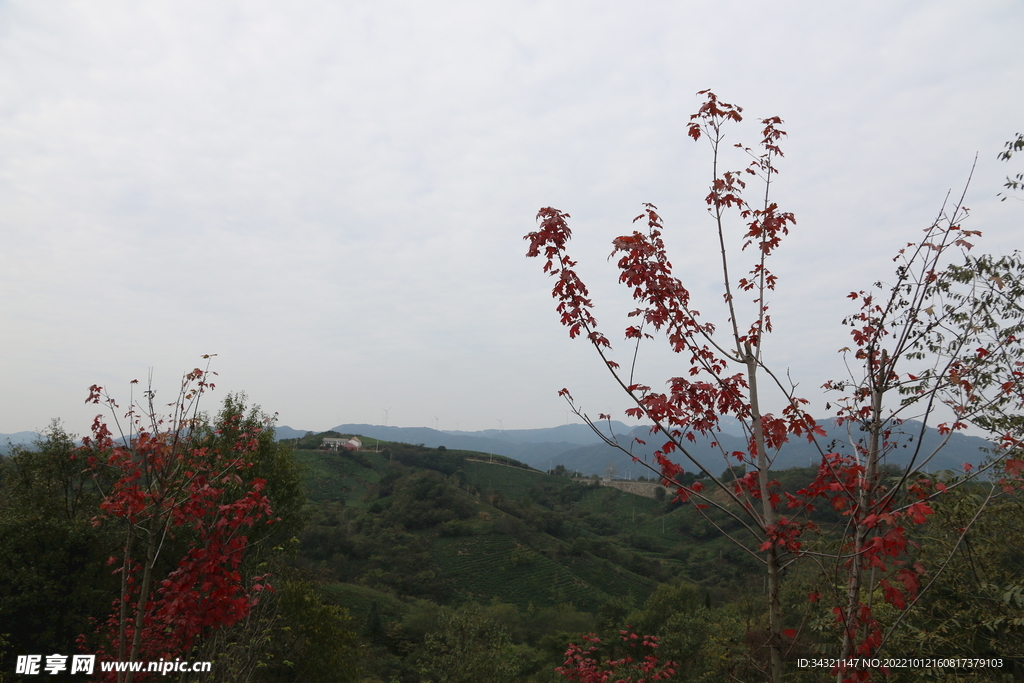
322,437,362,451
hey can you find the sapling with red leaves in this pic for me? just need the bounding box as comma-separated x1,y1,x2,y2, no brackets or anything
556,632,676,683
81,358,277,683
526,90,1024,683
820,220,1024,679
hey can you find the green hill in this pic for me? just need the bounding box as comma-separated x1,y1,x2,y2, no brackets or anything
290,435,777,616
291,433,941,682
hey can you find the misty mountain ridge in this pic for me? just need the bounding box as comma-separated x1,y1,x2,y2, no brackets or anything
1,417,995,475
0,431,41,455
276,417,994,478
551,420,993,477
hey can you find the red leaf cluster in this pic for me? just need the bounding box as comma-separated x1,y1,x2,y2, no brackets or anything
82,374,275,679
556,632,676,683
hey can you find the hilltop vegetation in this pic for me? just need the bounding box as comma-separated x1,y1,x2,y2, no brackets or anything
2,413,1022,682
285,434,757,681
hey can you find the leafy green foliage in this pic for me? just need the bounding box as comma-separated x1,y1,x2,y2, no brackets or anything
882,477,1024,682
185,577,362,683
998,132,1024,201
258,579,363,683
0,424,120,674
196,393,308,545
415,604,526,683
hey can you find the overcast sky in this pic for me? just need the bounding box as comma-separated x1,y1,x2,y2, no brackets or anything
1,0,1022,437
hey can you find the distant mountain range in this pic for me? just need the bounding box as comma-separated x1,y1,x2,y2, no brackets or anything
281,422,635,472
2,418,995,476
546,421,994,477
0,431,41,455
280,419,995,478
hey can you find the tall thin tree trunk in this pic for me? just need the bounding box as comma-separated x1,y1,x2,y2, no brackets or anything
839,352,886,679
747,352,784,683
124,515,161,683
116,529,133,683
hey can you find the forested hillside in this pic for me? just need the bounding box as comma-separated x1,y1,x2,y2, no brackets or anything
2,413,1022,682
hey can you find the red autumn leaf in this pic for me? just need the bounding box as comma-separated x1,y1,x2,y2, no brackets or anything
906,502,933,525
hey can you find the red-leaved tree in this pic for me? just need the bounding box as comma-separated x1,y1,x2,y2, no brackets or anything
556,632,676,683
80,359,277,683
526,90,1024,682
